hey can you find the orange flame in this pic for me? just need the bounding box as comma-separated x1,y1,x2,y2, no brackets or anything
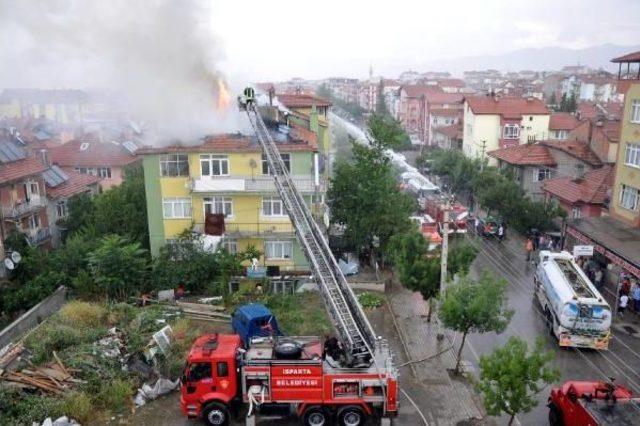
216,77,231,110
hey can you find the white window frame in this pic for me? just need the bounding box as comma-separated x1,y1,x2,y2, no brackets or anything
262,153,290,175
631,99,640,124
552,130,568,140
28,213,40,230
572,206,582,219
262,196,286,217
203,196,233,217
200,154,229,176
162,197,192,219
56,200,67,219
98,167,112,179
620,185,639,211
533,168,552,182
265,240,293,260
160,154,190,177
222,239,237,254
625,143,640,168
503,124,520,139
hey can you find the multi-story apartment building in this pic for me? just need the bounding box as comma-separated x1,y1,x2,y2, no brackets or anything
610,52,640,227
138,128,324,278
0,89,88,124
462,96,550,165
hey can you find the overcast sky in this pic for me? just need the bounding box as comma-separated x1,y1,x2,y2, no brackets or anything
213,0,640,80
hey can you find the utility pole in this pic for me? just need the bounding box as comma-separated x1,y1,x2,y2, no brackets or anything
479,140,487,172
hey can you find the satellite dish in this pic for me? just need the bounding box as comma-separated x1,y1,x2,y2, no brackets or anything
4,258,15,270
11,251,21,264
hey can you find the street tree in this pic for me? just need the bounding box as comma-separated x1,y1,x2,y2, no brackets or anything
328,139,414,261
367,113,410,151
548,92,557,109
88,235,148,302
375,80,388,116
439,271,514,374
476,336,560,425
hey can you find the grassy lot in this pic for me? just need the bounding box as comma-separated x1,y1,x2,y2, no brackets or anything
0,292,331,425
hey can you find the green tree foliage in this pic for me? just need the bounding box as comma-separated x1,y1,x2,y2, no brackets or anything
367,113,411,151
447,240,479,276
476,336,560,425
328,140,414,260
62,164,149,248
566,92,577,113
548,92,557,109
428,149,481,193
439,271,514,374
87,235,148,302
375,80,388,116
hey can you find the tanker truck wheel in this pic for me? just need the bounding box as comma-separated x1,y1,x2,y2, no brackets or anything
337,406,365,426
203,402,230,426
303,406,328,426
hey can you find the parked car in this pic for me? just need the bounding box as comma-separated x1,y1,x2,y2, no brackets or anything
477,216,502,238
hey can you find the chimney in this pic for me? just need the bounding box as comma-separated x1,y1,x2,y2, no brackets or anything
573,163,585,181
39,149,50,167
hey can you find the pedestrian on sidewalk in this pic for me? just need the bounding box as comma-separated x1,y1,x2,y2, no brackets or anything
632,281,640,312
525,237,534,262
538,234,546,251
619,293,629,317
594,267,604,292
498,223,505,243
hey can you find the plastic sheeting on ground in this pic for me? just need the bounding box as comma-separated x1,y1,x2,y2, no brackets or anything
134,378,180,407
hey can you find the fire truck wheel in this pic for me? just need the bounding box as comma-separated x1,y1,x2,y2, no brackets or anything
302,406,328,426
202,402,230,426
548,403,563,426
337,406,365,426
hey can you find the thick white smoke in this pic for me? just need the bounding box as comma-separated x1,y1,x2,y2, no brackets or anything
0,0,247,143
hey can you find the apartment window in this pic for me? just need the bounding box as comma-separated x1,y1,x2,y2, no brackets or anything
27,214,40,230
625,143,640,168
631,99,640,123
552,130,568,140
262,153,290,175
160,154,189,177
503,124,520,139
222,240,238,254
75,167,98,176
200,154,229,176
262,196,285,216
572,206,582,219
162,197,192,219
56,201,67,219
203,196,233,216
271,280,296,294
620,184,639,210
265,240,292,259
533,168,552,182
98,167,112,179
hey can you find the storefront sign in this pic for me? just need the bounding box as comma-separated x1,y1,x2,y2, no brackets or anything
573,245,594,257
566,226,640,278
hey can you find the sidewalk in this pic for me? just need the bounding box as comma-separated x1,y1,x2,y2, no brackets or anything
385,281,485,425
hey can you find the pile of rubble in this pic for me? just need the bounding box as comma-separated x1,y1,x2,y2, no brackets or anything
0,351,84,395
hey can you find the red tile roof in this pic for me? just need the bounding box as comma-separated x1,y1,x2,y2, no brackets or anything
434,124,463,139
540,140,602,166
46,170,100,200
0,157,47,185
136,133,316,155
276,94,332,108
429,108,462,117
465,96,549,116
549,113,579,130
401,85,443,98
611,51,640,63
50,139,138,168
435,78,465,88
577,102,599,120
424,92,464,105
487,143,557,166
542,166,613,204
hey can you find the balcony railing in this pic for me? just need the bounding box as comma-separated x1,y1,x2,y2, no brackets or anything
2,197,46,218
189,175,322,193
195,221,295,237
27,227,51,245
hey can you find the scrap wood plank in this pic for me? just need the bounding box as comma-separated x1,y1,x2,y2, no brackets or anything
7,372,64,394
52,351,69,376
39,366,71,381
176,301,226,312
180,308,230,318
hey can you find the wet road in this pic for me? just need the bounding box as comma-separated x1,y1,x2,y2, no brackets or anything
461,232,640,425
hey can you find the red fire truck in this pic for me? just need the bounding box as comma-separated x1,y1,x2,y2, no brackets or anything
548,380,640,425
423,195,468,235
179,92,399,426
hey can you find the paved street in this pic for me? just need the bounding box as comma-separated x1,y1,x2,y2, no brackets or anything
461,232,640,425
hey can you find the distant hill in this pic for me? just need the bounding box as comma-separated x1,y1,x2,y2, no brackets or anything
417,44,640,76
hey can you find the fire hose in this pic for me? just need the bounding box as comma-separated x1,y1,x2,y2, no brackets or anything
246,385,266,417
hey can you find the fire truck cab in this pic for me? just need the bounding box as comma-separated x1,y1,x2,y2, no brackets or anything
181,333,398,426
548,380,639,425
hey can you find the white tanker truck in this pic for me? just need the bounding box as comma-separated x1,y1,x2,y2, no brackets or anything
534,251,612,350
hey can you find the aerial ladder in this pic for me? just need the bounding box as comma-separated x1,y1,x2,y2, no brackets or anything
239,91,378,367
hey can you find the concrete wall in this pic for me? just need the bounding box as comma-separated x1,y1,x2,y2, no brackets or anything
0,286,67,350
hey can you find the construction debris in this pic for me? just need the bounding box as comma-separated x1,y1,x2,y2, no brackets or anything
133,377,180,407
38,416,81,426
0,342,25,372
152,325,173,355
176,300,230,322
93,327,126,360
0,355,84,395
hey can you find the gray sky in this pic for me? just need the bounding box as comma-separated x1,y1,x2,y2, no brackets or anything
213,0,640,80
